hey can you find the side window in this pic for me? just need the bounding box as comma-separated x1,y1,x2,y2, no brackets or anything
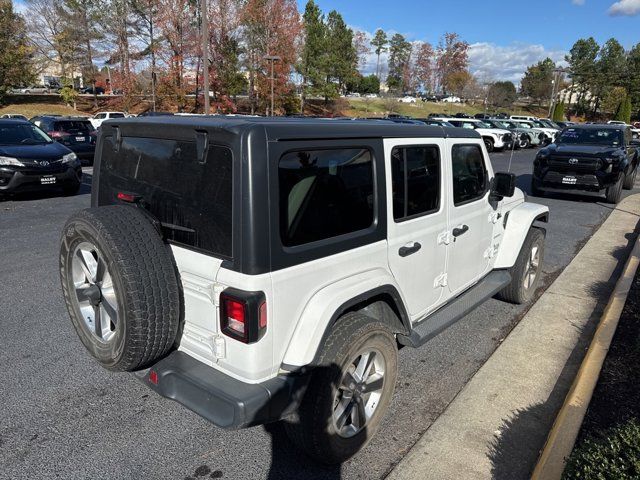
279,148,374,247
451,144,487,206
391,145,440,221
96,113,105,119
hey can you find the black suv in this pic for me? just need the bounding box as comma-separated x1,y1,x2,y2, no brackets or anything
532,124,639,203
0,119,82,196
30,116,96,164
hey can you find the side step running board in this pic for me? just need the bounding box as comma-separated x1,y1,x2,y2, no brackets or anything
398,270,512,348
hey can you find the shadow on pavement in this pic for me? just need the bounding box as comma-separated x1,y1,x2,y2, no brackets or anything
488,228,639,479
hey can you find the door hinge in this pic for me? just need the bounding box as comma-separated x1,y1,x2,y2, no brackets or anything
434,273,448,288
489,212,502,224
437,230,453,245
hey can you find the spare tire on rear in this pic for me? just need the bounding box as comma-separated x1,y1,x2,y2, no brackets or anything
59,205,181,371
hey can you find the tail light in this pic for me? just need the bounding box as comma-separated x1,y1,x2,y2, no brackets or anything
49,131,63,138
220,288,267,343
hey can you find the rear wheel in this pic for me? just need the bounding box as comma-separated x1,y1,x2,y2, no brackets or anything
623,164,637,190
605,174,624,204
284,313,398,465
497,228,545,304
60,205,181,371
518,135,530,149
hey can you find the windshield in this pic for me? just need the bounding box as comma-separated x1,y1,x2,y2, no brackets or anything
0,123,53,145
476,121,491,128
557,128,623,146
531,120,547,128
516,122,533,129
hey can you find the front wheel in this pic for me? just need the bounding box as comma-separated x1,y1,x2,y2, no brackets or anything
623,164,637,190
519,135,530,149
484,138,495,153
605,174,624,204
497,228,545,304
284,313,398,465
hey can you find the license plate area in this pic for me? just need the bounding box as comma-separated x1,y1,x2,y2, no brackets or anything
562,176,577,185
75,136,86,142
41,176,56,185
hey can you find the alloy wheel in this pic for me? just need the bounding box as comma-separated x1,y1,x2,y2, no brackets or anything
523,244,540,290
71,242,119,342
333,349,386,438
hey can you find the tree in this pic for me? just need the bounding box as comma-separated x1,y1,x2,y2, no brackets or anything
131,0,160,109
325,10,357,95
352,30,370,71
445,70,472,97
346,73,379,94
602,86,627,115
487,81,517,108
241,0,301,114
60,0,104,105
297,0,326,106
552,102,565,121
615,95,632,123
521,57,555,106
593,38,626,115
565,37,599,114
386,33,411,93
370,29,387,79
413,42,434,93
625,43,640,114
436,32,469,93
0,1,33,103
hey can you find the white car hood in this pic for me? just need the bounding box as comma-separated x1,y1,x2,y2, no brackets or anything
476,128,511,136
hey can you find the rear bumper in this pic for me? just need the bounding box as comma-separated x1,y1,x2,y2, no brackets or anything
136,351,309,429
0,166,82,193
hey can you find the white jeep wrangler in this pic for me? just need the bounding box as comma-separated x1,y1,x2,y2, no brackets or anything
59,117,549,464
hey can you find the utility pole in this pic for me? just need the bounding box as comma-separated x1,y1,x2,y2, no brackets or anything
201,0,210,115
264,55,281,116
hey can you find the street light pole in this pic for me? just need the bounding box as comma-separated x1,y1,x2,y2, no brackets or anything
264,55,281,116
201,0,210,115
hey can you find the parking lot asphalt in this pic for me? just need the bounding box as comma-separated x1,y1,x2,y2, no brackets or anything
1,150,638,480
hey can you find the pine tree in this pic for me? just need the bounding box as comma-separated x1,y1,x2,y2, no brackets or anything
325,10,356,95
371,29,387,79
298,0,326,103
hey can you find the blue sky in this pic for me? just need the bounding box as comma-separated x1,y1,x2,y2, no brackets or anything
301,0,640,82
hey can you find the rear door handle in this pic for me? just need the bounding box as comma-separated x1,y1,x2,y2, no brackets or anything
399,242,422,257
452,225,469,237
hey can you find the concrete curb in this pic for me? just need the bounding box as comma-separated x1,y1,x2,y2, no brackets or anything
386,193,640,480
531,235,640,479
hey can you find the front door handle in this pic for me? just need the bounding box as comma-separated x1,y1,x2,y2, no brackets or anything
452,225,469,237
399,242,422,257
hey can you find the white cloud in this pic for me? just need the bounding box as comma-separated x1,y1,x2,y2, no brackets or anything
572,0,585,5
468,42,568,85
609,0,640,15
12,0,27,14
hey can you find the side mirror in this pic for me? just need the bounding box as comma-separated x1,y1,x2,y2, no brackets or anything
491,172,516,199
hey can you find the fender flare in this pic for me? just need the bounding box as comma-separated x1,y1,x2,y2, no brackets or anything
280,271,410,370
494,202,549,269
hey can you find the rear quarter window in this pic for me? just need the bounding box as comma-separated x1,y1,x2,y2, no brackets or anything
99,136,233,258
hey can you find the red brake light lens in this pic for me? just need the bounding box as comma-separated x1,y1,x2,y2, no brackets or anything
224,298,246,336
117,192,139,203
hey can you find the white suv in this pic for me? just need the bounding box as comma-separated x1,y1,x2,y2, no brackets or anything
434,117,515,152
59,117,548,464
90,111,127,129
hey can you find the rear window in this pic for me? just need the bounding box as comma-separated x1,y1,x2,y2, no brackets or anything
54,121,94,132
100,137,233,258
110,113,125,118
279,147,374,247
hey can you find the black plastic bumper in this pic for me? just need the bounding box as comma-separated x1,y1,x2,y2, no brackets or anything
534,168,619,192
0,166,82,193
136,351,309,429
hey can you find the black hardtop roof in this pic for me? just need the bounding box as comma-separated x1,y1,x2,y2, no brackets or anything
103,115,481,141
0,118,31,125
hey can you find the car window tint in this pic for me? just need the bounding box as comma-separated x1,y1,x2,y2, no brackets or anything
452,144,487,205
279,148,374,247
391,145,440,221
111,113,125,118
102,138,233,258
